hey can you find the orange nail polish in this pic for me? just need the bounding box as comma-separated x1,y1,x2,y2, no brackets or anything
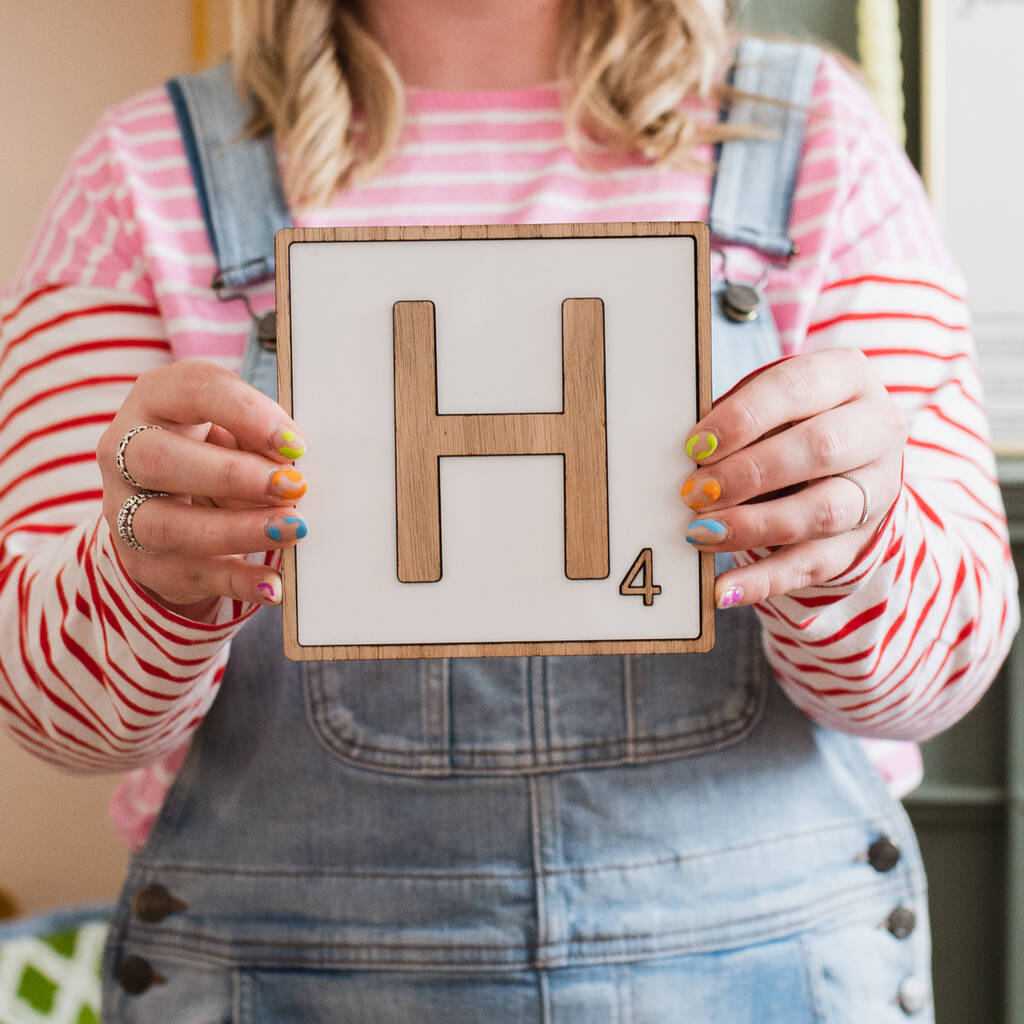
702,479,722,502
682,477,722,511
271,468,307,500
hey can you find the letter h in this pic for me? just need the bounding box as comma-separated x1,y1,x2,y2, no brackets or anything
393,299,609,583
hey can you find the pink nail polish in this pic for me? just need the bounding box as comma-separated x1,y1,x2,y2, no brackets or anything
719,585,743,608
256,581,278,604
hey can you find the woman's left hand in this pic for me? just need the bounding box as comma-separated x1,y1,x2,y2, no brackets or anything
679,348,907,608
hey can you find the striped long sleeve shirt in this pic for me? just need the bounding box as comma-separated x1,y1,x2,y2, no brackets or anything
1,53,1017,845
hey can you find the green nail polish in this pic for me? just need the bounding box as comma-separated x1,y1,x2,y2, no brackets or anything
685,431,719,462
276,428,305,460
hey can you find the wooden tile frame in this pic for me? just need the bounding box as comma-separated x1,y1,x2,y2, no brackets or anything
276,222,713,660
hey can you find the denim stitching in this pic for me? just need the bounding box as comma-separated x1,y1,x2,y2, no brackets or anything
537,967,552,1024
129,809,916,883
118,875,919,964
233,966,247,1024
622,655,636,762
796,932,829,1023
305,677,764,762
527,775,549,964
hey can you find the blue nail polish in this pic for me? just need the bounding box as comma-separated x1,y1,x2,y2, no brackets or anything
688,518,727,536
284,515,308,539
268,524,283,541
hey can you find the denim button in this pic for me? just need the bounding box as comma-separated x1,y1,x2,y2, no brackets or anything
896,975,928,1014
132,883,186,923
115,954,158,995
256,310,277,350
886,905,916,939
867,836,901,872
721,282,761,323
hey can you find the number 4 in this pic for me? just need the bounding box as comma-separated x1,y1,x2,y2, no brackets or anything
619,548,661,606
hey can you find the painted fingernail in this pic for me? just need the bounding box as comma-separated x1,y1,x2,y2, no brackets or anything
685,518,728,546
719,585,743,608
681,477,722,510
256,580,280,604
276,428,306,460
266,515,308,542
684,430,719,462
271,468,307,500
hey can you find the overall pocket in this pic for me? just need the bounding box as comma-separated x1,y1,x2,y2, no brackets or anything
303,605,770,776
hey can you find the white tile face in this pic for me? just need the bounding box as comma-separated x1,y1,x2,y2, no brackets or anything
288,233,703,649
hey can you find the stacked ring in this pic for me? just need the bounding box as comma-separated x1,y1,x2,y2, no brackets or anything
117,490,169,552
116,424,163,489
836,471,871,530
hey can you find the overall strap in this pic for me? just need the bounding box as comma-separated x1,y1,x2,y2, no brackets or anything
709,37,822,260
166,61,291,293
168,45,819,281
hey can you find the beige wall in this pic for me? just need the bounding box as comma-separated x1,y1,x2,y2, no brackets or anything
0,0,226,919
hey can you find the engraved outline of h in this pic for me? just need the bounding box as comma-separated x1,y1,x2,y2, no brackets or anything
393,298,609,583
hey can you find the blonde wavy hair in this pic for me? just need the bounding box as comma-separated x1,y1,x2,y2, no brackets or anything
232,0,742,208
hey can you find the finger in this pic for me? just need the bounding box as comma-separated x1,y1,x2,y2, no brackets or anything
132,360,306,462
680,401,896,511
713,537,864,609
128,554,286,609
683,472,880,552
682,349,873,466
204,424,241,451
119,425,309,504
119,493,309,556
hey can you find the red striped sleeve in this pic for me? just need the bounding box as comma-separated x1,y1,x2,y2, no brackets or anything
0,283,256,771
751,53,1018,742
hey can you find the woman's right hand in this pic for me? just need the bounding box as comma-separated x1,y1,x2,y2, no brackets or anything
96,359,309,621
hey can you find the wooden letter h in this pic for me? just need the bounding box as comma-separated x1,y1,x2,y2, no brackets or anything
393,299,609,583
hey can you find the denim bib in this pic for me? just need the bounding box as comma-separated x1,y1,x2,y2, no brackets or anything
102,40,934,1022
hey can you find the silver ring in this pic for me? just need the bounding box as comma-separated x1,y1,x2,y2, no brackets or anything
116,490,169,552
116,424,162,489
836,472,871,530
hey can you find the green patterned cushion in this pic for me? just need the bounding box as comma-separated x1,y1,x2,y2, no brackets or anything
0,919,106,1024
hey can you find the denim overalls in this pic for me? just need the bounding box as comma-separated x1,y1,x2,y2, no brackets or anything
102,39,935,1022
